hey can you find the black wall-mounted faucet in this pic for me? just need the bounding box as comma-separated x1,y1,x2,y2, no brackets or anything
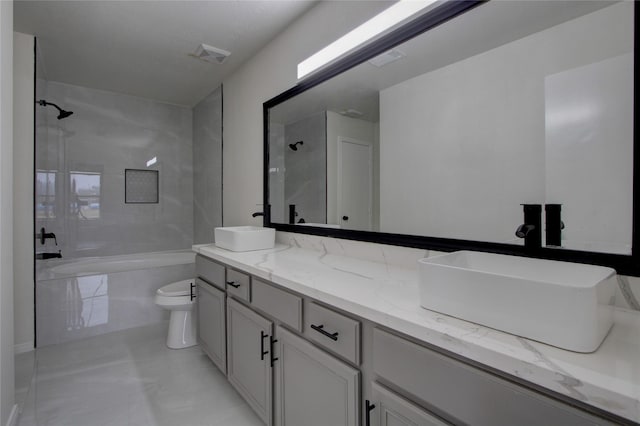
545,204,564,247
252,205,270,222
288,204,298,225
515,204,541,249
37,227,57,245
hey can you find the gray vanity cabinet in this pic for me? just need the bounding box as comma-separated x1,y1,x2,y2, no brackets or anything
370,382,450,426
227,297,273,426
372,328,614,426
275,326,360,426
196,278,226,374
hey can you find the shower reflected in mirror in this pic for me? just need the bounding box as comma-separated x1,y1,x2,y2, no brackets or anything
37,99,74,120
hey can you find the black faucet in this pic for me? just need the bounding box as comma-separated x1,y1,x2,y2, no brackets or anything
545,204,564,247
36,251,62,260
251,212,264,218
515,204,541,249
288,204,298,225
37,227,57,245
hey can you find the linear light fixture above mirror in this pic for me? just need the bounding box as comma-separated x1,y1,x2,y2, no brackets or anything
297,0,439,80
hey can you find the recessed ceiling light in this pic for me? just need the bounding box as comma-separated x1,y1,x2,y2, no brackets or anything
190,43,231,64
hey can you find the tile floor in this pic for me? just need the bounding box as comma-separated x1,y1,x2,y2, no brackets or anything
17,323,263,426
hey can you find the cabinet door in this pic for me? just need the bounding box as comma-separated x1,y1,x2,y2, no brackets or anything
275,326,360,426
196,278,226,374
227,297,273,425
370,382,449,426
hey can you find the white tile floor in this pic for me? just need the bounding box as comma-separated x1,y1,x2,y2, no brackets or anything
18,323,263,426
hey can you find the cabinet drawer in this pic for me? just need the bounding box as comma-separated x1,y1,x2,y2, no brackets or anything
196,255,225,290
304,301,360,365
372,328,611,426
226,268,251,302
252,278,302,332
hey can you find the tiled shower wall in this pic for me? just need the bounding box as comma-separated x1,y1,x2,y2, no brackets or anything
35,81,193,259
284,111,326,224
193,87,223,243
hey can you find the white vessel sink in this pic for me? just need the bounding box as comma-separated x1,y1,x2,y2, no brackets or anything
214,226,275,252
418,251,616,352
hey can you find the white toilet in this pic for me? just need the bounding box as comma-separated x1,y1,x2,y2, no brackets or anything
155,279,197,349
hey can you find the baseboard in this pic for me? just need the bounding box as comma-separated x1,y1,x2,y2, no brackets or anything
5,404,18,426
14,341,33,355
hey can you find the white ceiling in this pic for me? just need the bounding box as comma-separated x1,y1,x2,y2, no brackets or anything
14,0,316,106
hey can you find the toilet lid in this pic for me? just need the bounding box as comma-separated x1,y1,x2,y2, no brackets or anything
157,280,193,297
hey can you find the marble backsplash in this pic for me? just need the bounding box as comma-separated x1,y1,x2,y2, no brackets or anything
275,231,640,311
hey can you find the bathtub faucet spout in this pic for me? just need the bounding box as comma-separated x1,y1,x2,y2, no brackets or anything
36,251,62,260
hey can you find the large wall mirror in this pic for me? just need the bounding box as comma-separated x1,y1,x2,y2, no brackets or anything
264,0,639,275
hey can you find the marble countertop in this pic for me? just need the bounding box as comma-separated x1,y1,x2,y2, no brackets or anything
193,241,640,423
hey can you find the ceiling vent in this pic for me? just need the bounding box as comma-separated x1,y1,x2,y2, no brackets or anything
368,49,405,68
191,43,231,64
339,109,364,118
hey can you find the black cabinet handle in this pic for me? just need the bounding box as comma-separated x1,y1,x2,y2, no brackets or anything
270,335,278,367
190,282,196,301
342,216,349,221
310,324,339,341
365,400,376,426
226,281,240,288
260,331,269,360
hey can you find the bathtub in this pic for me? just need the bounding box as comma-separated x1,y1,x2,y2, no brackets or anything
36,250,195,347
42,250,195,277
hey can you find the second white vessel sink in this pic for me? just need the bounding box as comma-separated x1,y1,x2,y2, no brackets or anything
214,226,275,252
418,251,616,352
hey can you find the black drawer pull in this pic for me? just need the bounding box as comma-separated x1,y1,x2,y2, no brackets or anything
226,281,240,288
190,282,196,301
310,324,339,341
365,400,376,426
260,331,269,360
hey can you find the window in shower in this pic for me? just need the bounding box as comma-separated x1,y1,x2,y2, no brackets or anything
36,170,56,219
70,172,101,219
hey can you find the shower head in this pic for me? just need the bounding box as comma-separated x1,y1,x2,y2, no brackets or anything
37,100,74,120
57,110,74,120
288,141,303,151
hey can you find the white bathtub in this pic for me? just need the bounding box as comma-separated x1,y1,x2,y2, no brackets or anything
36,250,195,346
49,251,195,276
37,250,195,280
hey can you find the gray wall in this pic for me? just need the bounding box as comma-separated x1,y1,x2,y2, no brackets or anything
193,86,223,243
0,2,14,423
35,81,194,258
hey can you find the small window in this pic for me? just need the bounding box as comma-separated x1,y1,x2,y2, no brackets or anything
70,172,101,219
36,171,56,219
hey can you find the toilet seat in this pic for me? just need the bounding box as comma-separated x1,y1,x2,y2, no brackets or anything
156,279,193,297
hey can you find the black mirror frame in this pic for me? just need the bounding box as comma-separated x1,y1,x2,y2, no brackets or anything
263,0,640,276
